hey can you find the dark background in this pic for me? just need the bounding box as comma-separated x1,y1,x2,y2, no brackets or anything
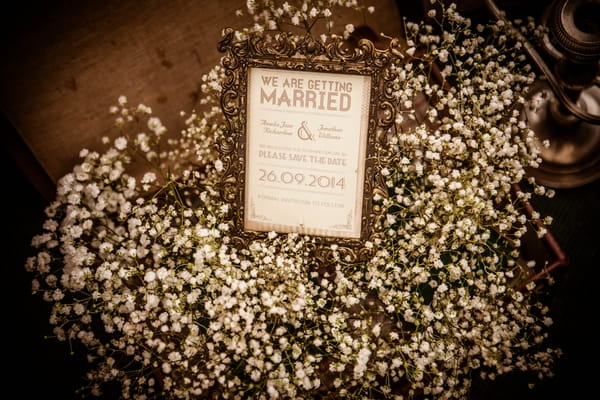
2,0,599,399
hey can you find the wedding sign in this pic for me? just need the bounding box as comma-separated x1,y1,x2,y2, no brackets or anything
245,67,371,238
217,28,398,252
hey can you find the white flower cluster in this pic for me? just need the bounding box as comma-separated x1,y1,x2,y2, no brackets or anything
26,1,560,399
236,0,374,40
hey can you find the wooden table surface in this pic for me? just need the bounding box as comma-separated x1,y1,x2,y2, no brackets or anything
0,0,403,201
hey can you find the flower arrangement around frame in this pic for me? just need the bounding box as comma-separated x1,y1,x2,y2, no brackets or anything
26,1,565,399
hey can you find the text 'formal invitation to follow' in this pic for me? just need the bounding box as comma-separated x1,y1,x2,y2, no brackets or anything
245,67,371,238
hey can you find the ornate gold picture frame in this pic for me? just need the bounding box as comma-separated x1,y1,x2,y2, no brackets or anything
217,28,399,259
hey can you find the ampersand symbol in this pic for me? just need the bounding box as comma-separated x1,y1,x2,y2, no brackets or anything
297,121,314,141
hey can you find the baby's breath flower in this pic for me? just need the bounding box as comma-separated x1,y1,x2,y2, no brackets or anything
24,2,560,400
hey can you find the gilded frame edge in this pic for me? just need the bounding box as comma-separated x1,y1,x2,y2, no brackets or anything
216,27,400,262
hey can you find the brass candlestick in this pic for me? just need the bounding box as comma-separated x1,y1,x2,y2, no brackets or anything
487,0,600,188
